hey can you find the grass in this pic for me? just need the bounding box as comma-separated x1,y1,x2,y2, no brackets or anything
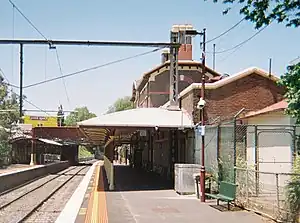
78,146,93,158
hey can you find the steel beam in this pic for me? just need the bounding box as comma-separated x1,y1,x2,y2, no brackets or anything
0,39,179,48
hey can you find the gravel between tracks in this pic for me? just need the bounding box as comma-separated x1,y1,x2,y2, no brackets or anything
24,167,90,223
0,167,77,207
0,165,90,223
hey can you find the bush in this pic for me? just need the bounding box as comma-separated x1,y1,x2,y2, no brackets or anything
285,155,300,222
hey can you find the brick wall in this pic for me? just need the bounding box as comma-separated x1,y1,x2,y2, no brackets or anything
148,69,204,107
178,44,192,60
181,73,285,124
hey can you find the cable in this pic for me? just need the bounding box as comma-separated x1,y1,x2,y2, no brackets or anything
22,97,51,116
207,22,271,54
0,68,11,84
217,45,244,64
54,48,71,107
205,17,246,44
23,47,162,89
0,67,49,116
11,3,15,84
8,0,48,41
9,0,71,109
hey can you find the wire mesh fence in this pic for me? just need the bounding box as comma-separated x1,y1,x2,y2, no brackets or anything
235,167,300,222
194,123,300,220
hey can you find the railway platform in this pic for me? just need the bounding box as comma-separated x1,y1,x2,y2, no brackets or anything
0,164,41,175
57,162,271,223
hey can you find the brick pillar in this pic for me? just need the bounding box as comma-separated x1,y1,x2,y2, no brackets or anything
178,44,192,60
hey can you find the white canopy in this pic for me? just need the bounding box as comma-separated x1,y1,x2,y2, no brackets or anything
78,107,194,129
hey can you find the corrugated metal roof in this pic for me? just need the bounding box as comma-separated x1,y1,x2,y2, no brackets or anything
78,107,194,128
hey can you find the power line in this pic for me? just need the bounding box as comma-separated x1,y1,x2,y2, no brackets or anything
207,22,271,54
23,47,162,89
8,0,49,41
0,67,50,116
54,48,71,107
205,17,246,44
9,0,72,109
22,97,50,116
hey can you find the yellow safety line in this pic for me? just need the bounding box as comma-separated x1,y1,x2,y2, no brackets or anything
98,167,108,223
84,164,108,223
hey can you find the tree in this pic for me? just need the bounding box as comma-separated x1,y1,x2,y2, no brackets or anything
210,0,300,28
106,96,134,114
278,62,300,123
65,106,96,126
0,74,19,166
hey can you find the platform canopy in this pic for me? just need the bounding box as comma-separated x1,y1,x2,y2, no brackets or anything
78,107,194,145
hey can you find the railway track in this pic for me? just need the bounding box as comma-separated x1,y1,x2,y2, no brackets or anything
0,165,90,223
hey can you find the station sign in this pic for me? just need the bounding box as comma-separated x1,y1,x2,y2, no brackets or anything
23,115,58,127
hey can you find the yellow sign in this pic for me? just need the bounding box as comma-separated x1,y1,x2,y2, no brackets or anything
23,115,58,127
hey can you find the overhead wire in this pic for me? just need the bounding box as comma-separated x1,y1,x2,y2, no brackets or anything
205,17,246,44
8,0,71,106
207,21,272,55
8,0,48,41
23,47,162,89
11,3,15,84
54,48,71,107
0,67,50,116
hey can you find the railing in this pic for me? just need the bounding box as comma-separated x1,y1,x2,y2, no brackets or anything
235,167,300,222
104,156,114,190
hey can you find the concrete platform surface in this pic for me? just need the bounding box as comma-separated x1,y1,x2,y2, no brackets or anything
70,163,272,223
0,164,42,175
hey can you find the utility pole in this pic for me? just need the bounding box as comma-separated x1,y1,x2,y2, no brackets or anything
213,43,216,71
19,43,24,122
168,31,180,110
200,28,206,203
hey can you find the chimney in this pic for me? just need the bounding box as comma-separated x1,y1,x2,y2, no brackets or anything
171,24,193,61
161,49,170,64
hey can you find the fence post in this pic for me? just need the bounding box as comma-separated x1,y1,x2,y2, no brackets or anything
246,166,249,207
275,173,280,216
216,125,221,185
254,125,259,196
233,118,237,184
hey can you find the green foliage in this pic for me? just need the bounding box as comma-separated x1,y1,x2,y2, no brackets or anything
78,145,93,158
106,96,134,114
0,74,19,165
65,106,96,126
209,0,300,28
285,155,300,222
278,62,300,123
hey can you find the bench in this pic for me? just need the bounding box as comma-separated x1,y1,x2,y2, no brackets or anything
206,181,238,210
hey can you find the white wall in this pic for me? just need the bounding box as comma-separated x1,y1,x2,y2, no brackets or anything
245,111,295,186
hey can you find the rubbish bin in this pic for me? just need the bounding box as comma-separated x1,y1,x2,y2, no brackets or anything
193,173,200,199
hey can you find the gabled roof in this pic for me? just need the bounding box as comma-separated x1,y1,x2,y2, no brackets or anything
178,67,279,98
136,60,220,91
241,100,288,119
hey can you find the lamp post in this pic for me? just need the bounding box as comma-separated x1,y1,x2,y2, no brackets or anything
186,28,207,202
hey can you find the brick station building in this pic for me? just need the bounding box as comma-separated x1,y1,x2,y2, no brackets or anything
127,24,285,175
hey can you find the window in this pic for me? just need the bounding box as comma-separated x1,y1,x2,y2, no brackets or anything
185,36,192,44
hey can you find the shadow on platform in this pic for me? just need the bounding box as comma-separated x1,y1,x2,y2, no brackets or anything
106,165,173,192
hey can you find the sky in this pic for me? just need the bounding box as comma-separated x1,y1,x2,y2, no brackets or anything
0,0,299,116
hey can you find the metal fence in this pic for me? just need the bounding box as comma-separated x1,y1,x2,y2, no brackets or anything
194,123,300,220
235,167,300,222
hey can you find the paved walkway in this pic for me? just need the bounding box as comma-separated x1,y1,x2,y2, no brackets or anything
73,163,272,223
